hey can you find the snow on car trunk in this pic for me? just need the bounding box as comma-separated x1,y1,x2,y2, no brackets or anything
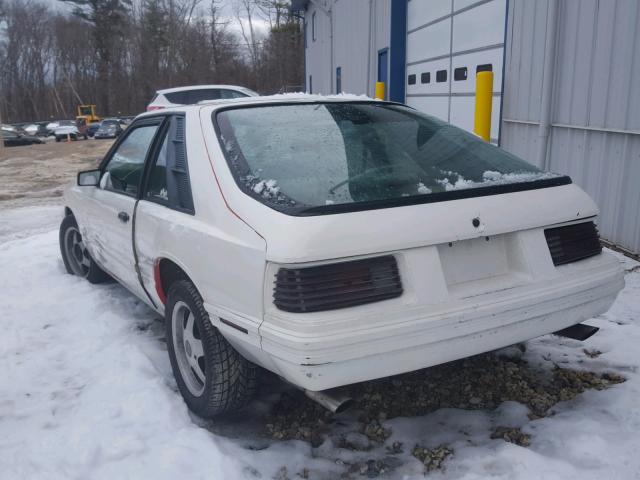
1,206,640,479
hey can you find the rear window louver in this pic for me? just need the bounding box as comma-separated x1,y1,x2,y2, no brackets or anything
274,256,403,313
544,221,602,266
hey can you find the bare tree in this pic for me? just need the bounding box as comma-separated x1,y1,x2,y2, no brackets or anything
0,0,303,123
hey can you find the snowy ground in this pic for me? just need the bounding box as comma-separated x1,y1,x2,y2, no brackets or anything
1,205,640,479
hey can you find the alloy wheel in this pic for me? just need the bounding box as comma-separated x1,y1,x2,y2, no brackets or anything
172,301,206,396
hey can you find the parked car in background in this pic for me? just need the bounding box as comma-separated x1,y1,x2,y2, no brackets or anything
87,122,101,137
94,118,124,139
46,120,74,136
61,96,624,419
23,122,50,137
146,84,258,111
54,118,88,142
3,124,25,134
2,129,44,147
46,121,61,133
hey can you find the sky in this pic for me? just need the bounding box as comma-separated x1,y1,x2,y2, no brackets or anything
43,0,271,37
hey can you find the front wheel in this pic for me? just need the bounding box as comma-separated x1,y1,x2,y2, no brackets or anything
59,214,110,284
166,280,258,417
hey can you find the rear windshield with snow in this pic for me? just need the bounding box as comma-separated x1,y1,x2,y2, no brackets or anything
215,102,567,215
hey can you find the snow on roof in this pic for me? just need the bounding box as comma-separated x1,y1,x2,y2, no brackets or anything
156,85,250,94
136,93,383,119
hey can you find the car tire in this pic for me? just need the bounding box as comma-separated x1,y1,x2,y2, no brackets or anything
55,137,60,143
59,214,110,284
166,279,258,418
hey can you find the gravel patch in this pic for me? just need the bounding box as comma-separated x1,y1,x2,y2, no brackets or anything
263,351,625,446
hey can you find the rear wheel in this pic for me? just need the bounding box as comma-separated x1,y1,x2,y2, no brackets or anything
166,279,258,417
59,214,110,284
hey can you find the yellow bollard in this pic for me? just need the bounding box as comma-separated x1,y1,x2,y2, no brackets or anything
473,71,493,142
375,82,386,100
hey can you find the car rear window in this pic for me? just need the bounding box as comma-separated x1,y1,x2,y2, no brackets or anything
165,91,189,104
215,102,567,215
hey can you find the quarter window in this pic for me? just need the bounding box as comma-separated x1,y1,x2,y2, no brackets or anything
142,116,194,213
220,89,248,99
102,125,159,196
145,134,169,202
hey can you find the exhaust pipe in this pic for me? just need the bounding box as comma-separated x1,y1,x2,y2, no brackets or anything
554,323,600,341
304,388,354,414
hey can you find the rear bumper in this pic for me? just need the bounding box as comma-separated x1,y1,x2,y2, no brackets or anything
260,253,624,391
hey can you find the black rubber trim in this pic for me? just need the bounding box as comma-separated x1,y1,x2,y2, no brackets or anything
297,176,573,216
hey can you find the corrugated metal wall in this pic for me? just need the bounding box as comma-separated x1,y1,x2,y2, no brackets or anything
305,0,390,97
501,0,640,255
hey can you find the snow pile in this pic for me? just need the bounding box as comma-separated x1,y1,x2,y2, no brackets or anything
1,206,640,479
252,178,280,198
437,170,561,192
417,182,432,194
197,92,377,108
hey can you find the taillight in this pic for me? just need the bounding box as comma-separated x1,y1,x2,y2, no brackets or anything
544,221,602,266
147,106,164,111
273,256,403,313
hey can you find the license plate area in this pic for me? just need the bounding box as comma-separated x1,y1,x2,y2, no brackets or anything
437,234,530,298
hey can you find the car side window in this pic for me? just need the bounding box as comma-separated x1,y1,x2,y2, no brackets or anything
188,89,222,103
220,89,247,99
102,125,159,196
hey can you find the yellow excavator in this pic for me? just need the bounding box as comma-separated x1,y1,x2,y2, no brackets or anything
76,105,101,124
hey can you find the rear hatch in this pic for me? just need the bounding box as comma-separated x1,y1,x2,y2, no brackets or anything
205,99,599,269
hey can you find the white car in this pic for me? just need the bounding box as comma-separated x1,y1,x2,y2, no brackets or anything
146,84,258,111
54,125,84,142
60,96,624,418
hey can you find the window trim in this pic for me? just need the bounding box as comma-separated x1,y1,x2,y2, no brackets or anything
211,101,572,217
98,116,167,199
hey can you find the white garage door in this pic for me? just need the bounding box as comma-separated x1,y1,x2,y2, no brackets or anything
405,0,507,143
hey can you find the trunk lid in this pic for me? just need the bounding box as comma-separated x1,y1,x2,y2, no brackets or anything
233,182,598,263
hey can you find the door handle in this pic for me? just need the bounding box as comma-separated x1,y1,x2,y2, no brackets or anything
118,211,130,223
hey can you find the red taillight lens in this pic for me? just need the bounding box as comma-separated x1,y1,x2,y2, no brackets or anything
146,106,164,111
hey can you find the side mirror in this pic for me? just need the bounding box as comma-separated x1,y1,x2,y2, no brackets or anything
77,169,101,186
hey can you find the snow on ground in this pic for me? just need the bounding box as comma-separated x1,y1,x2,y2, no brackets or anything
1,206,640,479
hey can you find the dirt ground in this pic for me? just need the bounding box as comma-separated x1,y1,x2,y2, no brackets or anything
0,139,113,209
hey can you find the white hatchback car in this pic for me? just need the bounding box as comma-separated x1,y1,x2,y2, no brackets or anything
146,84,258,111
61,96,624,417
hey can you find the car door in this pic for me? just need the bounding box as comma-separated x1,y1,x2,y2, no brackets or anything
134,114,195,306
85,117,165,297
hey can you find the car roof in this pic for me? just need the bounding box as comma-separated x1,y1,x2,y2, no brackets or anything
136,93,384,119
156,85,252,94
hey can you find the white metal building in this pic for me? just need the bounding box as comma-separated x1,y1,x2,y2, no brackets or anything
292,0,640,256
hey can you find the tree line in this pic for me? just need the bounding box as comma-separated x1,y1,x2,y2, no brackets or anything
0,0,304,123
